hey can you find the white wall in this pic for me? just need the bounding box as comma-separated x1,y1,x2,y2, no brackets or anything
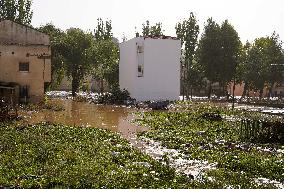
119,37,181,101
119,38,137,97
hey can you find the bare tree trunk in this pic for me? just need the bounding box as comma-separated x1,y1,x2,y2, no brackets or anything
208,81,212,99
268,87,272,100
182,67,185,101
232,77,236,109
186,87,189,100
241,82,248,99
100,78,104,93
71,78,79,97
259,88,263,99
268,82,275,100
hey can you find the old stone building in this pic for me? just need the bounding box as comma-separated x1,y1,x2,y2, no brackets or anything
0,20,51,103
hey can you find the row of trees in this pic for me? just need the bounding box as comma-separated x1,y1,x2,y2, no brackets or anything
174,13,284,99
137,14,284,99
38,20,119,96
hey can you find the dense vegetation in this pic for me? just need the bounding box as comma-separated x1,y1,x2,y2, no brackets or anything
0,0,33,25
38,19,119,95
0,122,192,188
136,102,284,188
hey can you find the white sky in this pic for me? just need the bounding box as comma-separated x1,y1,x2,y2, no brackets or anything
31,0,284,43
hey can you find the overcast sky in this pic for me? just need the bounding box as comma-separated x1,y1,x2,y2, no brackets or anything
31,0,284,43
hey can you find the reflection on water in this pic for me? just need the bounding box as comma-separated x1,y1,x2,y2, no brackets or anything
19,99,147,140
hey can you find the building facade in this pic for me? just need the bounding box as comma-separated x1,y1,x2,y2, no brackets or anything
119,36,181,101
0,20,51,103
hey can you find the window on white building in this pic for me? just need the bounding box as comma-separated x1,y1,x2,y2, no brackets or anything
137,45,144,53
137,45,144,77
138,64,144,77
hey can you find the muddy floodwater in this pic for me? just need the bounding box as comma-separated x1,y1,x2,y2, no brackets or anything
19,99,148,142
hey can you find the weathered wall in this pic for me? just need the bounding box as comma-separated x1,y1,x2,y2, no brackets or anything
0,20,49,45
119,37,181,101
0,44,51,103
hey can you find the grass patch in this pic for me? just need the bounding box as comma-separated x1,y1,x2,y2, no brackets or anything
0,122,191,188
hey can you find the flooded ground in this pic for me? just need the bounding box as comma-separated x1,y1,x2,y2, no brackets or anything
18,98,218,179
19,99,147,142
17,98,284,187
232,103,284,115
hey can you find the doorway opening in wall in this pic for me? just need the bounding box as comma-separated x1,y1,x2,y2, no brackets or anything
19,85,29,103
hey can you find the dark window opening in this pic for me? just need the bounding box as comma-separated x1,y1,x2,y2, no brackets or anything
19,62,29,72
138,64,144,77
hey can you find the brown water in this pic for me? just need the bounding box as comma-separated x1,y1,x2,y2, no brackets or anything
19,99,148,141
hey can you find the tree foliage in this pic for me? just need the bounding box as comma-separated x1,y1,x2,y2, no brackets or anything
94,18,112,41
244,33,284,98
198,18,241,98
58,28,95,96
37,23,66,88
141,20,164,36
176,12,201,99
219,20,242,85
197,18,221,97
93,18,119,92
0,0,33,25
91,40,119,91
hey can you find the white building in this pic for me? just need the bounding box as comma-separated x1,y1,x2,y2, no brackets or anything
119,36,181,101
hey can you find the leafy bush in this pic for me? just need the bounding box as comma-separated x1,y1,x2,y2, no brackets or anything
95,87,135,105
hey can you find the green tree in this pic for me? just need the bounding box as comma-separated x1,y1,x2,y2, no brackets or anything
142,20,150,36
91,40,119,92
0,0,33,25
245,34,284,98
197,18,221,98
198,18,241,98
141,20,164,37
150,22,163,36
176,12,200,99
264,33,284,98
37,23,66,88
246,38,268,98
219,20,242,97
236,41,252,98
94,18,112,41
93,18,119,92
58,28,94,97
